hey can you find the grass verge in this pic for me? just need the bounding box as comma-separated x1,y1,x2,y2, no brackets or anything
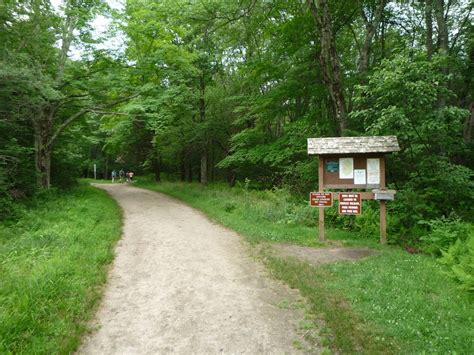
136,179,474,354
0,184,122,354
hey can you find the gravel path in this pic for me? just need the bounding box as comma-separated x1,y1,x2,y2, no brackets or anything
78,184,313,354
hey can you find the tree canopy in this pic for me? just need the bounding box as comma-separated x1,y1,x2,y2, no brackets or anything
1,0,473,232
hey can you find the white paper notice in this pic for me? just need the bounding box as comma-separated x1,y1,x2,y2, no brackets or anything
367,158,380,184
354,169,366,185
339,158,354,179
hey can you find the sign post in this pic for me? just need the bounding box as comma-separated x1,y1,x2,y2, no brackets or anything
379,157,386,243
307,136,399,244
318,157,325,241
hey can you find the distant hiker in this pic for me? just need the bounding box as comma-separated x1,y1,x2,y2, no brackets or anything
119,169,125,183
111,170,117,183
125,171,130,182
129,171,134,182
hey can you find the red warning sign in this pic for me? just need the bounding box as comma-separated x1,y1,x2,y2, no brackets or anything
338,193,362,215
310,192,333,207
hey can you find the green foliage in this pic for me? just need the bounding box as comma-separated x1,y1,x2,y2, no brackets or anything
440,234,474,292
353,202,381,240
420,216,472,255
50,152,81,189
351,52,473,244
0,185,121,353
416,216,474,292
219,119,319,188
0,62,43,217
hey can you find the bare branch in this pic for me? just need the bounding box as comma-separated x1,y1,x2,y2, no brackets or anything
348,23,362,55
449,3,473,53
90,110,131,116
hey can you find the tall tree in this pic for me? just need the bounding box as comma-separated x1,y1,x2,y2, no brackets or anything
425,0,434,58
307,0,347,135
358,0,387,75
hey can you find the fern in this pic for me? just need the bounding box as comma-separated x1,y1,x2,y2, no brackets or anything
440,233,474,292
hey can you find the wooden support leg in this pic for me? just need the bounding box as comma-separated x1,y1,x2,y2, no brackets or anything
380,200,387,244
318,156,325,241
319,207,325,241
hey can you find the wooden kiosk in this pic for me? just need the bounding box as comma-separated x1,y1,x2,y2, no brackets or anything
307,136,400,244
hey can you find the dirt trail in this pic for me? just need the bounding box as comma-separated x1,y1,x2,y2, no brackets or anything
79,184,315,354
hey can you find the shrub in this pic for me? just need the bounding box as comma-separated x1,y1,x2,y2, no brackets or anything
419,216,471,255
353,202,380,240
440,233,474,293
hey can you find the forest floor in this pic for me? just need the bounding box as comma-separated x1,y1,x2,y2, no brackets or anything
78,184,321,354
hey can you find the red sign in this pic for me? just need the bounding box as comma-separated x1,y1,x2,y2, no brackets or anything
310,192,333,207
338,193,362,215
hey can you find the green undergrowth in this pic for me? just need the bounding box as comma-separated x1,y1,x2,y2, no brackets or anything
137,179,474,354
0,184,122,354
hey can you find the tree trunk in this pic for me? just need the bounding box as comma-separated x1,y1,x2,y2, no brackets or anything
31,4,75,189
433,0,449,107
358,0,386,75
187,162,193,183
33,109,54,188
227,170,236,187
199,75,208,184
307,0,347,135
461,45,474,144
200,150,208,185
153,155,161,182
34,135,52,189
180,152,186,181
210,146,214,182
433,0,449,53
381,10,386,59
425,0,434,59
104,155,109,181
464,103,474,144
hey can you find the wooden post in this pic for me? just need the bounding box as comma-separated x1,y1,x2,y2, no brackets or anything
379,156,387,244
380,200,387,244
318,156,325,241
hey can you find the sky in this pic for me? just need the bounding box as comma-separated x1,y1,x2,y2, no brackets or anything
50,0,126,59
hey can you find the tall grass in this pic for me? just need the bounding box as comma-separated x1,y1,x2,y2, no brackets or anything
0,184,121,353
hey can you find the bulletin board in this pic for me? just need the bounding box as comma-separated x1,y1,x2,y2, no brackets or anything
321,154,385,189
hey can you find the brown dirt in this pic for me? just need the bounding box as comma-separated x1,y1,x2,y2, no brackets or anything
272,244,377,266
78,184,320,354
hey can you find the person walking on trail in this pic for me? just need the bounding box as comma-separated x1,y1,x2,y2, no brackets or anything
119,169,125,183
129,171,134,182
111,170,117,183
